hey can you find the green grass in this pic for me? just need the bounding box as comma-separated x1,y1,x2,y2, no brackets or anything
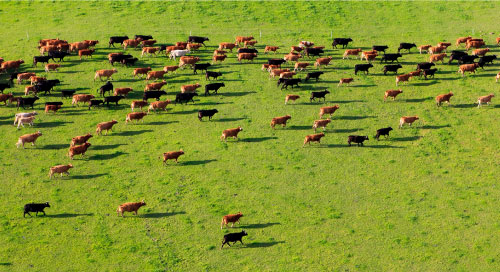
0,1,499,271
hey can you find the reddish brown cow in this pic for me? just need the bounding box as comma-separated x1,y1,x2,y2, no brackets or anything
96,120,118,135
399,116,419,128
141,39,157,47
221,212,243,229
285,94,300,104
114,87,133,97
235,36,254,45
133,67,152,78
44,104,61,113
472,48,490,56
123,39,141,49
69,42,89,52
218,42,237,52
221,127,243,142
238,53,257,62
72,94,95,106
179,56,200,68
163,65,179,73
396,74,412,86
1,60,24,71
187,43,202,51
429,53,447,63
0,93,13,105
161,150,184,164
131,100,148,112
145,81,167,91
45,63,60,72
319,105,339,118
16,131,42,148
284,53,301,62
314,57,333,68
269,69,290,78
78,49,95,60
181,83,201,93
117,200,146,217
338,78,353,87
94,69,117,81
436,91,453,106
270,115,291,129
146,70,167,81
342,48,362,59
466,40,485,50
384,89,403,101
456,36,472,47
294,62,310,72
313,119,331,132
141,47,160,57
125,112,147,123
477,94,494,108
418,45,432,54
458,63,480,76
244,40,258,47
49,164,73,178
303,132,325,147
212,55,227,63
71,133,92,146
148,99,171,113
17,73,36,84
428,46,446,54
264,46,279,53
68,142,91,159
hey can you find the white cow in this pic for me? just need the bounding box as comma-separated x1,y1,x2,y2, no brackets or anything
14,111,37,125
169,50,190,60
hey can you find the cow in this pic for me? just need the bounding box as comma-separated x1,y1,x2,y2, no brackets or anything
88,99,104,110
114,87,133,97
206,71,222,80
68,142,91,160
380,53,402,63
472,48,490,56
311,90,330,103
384,89,403,101
466,40,485,51
187,43,203,51
96,120,118,135
1,60,24,71
290,46,303,53
175,92,198,104
69,42,89,52
14,112,37,125
338,78,353,87
144,81,167,91
429,53,447,63
264,46,279,53
108,53,132,65
238,53,257,63
279,72,296,79
131,100,148,112
313,119,331,132
319,105,339,118
8,73,19,84
98,81,113,97
94,69,117,82
396,74,412,86
146,70,167,81
193,63,211,74
354,64,373,75
33,56,51,67
399,116,419,128
305,71,324,82
212,55,227,63
60,90,73,99
342,48,362,59
30,76,47,86
348,135,369,146
299,41,314,48
188,36,209,46
16,131,42,148
281,78,301,90
383,64,403,75
435,91,453,106
148,100,171,113
458,63,480,76
477,94,494,108
143,91,167,101
181,83,201,93
23,202,50,217
48,51,70,62
122,38,141,50
303,132,325,147
71,133,92,146
332,38,353,49
478,55,497,66
133,67,152,78
45,63,60,72
205,83,225,96
418,45,432,54
221,212,244,229
17,73,36,84
294,62,310,72
165,46,185,53
169,49,190,60
284,53,301,62
428,46,446,55
221,127,243,142
104,96,124,106
84,40,99,47
117,200,146,217
285,94,300,104
163,65,180,74
423,68,437,79
218,42,237,52
141,39,157,47
375,127,393,140
244,40,258,48
0,93,13,105
198,109,218,121
141,47,160,57
268,58,287,66
135,35,153,41
497,37,500,46
179,56,200,68
363,52,378,62
456,36,472,47
213,50,227,56
372,45,389,53
398,43,416,53
16,116,36,129
49,164,73,178
417,62,435,70
270,115,291,129
304,47,323,58
235,36,254,45
408,70,422,78
44,104,61,114
78,49,95,60
458,54,479,65
221,231,248,249
121,57,139,67
161,150,185,165
17,96,40,109
126,112,147,123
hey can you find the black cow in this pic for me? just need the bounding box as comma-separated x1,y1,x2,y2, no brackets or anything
206,71,222,80
17,96,39,109
109,54,133,66
61,90,76,98
277,77,287,87
458,55,479,65
398,43,416,53
305,48,324,58
175,93,198,104
193,63,211,74
33,56,51,67
348,135,369,146
45,101,63,106
416,62,435,70
372,45,389,53
104,95,124,106
238,48,258,54
478,55,496,65
188,36,209,46
0,82,11,93
109,36,129,47
268,59,287,66
34,80,59,95
305,71,324,82
23,202,50,217
310,89,330,102
158,45,168,54
354,64,373,75
332,38,353,49
134,35,153,41
198,109,218,121
375,127,393,140
144,91,167,101
121,57,139,67
381,53,402,63
88,99,104,110
8,73,19,84
48,51,70,62
423,68,437,79
383,64,403,75
221,231,248,249
448,51,468,64
281,78,301,90
205,83,225,96
98,81,113,97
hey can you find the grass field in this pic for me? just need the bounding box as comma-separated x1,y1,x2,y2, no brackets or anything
0,1,499,271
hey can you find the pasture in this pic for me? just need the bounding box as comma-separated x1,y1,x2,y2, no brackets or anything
0,1,499,271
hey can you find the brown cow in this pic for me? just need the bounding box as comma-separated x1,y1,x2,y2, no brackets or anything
181,83,201,93
40,45,58,55
314,57,333,68
338,78,353,87
175,42,188,48
16,131,42,148
244,40,258,48
17,73,36,84
396,74,412,86
24,85,36,96
221,212,243,229
145,81,167,91
294,62,310,72
148,99,171,113
264,46,279,53
284,53,301,62
221,127,243,142
179,56,200,68
84,40,99,47
458,63,480,76
290,46,303,53
363,53,378,62
94,69,117,81
477,94,494,108
342,48,362,59
361,50,377,60
161,150,184,164
429,53,447,63
212,55,227,63
117,200,146,217
0,93,13,105
78,49,95,60
270,115,291,129
418,45,432,54
141,47,160,57
49,164,73,178
96,120,118,135
279,72,296,79
72,94,95,106
399,116,419,128
269,68,290,78
131,100,148,112
303,132,325,147
133,67,152,78
146,70,167,81
456,36,472,47
1,60,24,71
428,46,446,54
165,46,185,53
313,119,331,132
123,39,141,50
213,50,227,56
285,94,300,104
218,42,237,52
466,40,485,50
235,36,254,45
141,39,157,47
114,87,133,97
238,53,257,62
44,104,61,113
126,112,147,123
319,105,339,118
187,43,203,51
436,92,453,106
437,42,452,49
69,42,89,52
71,133,92,146
163,65,179,73
472,48,489,56
45,63,61,72
384,89,403,101
30,76,46,85
497,37,500,46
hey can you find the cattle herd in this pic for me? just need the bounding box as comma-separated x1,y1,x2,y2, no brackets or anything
1,34,498,249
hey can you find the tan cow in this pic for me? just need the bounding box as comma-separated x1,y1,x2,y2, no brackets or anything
123,39,141,50
437,42,452,49
284,53,301,62
24,85,36,96
133,67,152,78
264,46,279,53
342,48,362,59
396,74,412,86
466,40,485,50
187,43,202,51
212,55,227,63
399,116,419,128
141,47,160,57
279,72,296,79
96,120,118,135
221,127,243,142
436,91,453,106
141,39,156,47
235,36,254,45
244,40,258,48
16,131,42,148
418,45,432,54
117,201,146,217
94,69,117,81
131,100,148,112
290,46,303,53
146,70,167,81
44,104,61,114
313,119,331,132
456,36,472,47
477,94,494,108
458,63,480,76
338,78,353,87
69,42,89,52
145,81,167,91
314,57,333,68
148,99,171,113
429,53,447,63
179,56,200,68
181,83,201,93
270,115,291,129
71,133,92,146
78,49,95,60
269,69,290,78
218,42,237,52
384,89,403,101
472,48,489,56
238,53,257,62
45,63,61,72
221,212,243,229
294,62,310,72
114,87,133,97
30,76,46,85
361,50,377,60
319,105,339,118
303,132,325,147
72,94,95,106
163,65,179,73
126,112,147,123
428,46,446,55
363,53,378,62
285,94,300,104
161,150,184,164
49,164,73,178
17,73,36,84
1,60,24,71
16,116,36,129
213,50,227,56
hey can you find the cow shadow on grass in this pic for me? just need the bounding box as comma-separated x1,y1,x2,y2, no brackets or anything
315,144,404,149
288,125,311,130
350,84,377,88
245,241,285,248
171,109,198,115
182,159,217,166
412,81,438,86
46,213,93,218
40,144,67,150
405,97,433,103
71,173,108,179
391,136,422,141
0,120,11,125
196,101,234,106
37,121,72,128
141,211,186,218
215,117,247,122
220,91,257,97
92,144,126,150
453,103,476,108
88,151,127,160
241,137,278,143
244,222,280,229
0,263,12,266
148,121,179,125
421,124,451,129
112,129,154,136
331,128,361,133
336,115,376,120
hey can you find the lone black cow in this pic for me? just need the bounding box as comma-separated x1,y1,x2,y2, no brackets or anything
348,135,369,146
375,127,393,140
24,202,50,217
198,109,218,121
205,83,225,96
221,231,248,249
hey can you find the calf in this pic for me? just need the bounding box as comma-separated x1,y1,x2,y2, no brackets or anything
477,94,494,108
429,53,447,63
49,164,73,178
98,81,113,97
16,116,36,129
384,89,403,101
23,202,50,217
175,93,198,104
71,133,92,146
133,67,152,78
96,120,118,135
198,109,218,121
332,38,353,49
88,99,104,109
338,78,353,87
423,68,437,79
181,83,201,93
285,94,300,104
221,231,248,249
145,81,167,91
380,53,402,63
104,95,124,106
398,43,416,53
126,112,147,123
311,90,330,103
313,119,331,132
319,105,339,118
161,150,185,164
68,142,91,159
131,100,148,112
348,135,369,146
193,63,211,74
372,45,389,53
220,127,243,142
305,71,324,82
281,78,301,90
354,64,373,75
399,116,419,128
206,71,222,80
270,115,291,129
44,104,61,114
284,53,301,62
221,212,244,229
114,87,133,97
45,63,60,72
314,57,333,68
205,83,225,95
458,63,480,77
303,132,325,147
14,111,38,125
33,56,51,67
16,131,42,148
94,69,117,81
383,64,402,75
117,200,146,217
436,91,453,106
375,127,393,140
148,100,171,113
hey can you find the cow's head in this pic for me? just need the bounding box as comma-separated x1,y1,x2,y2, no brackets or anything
44,202,50,208
68,164,73,168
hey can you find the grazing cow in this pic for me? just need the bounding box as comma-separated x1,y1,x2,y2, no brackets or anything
96,120,118,135
104,96,124,106
398,43,416,53
98,81,113,97
71,133,92,146
188,36,209,46
163,65,179,74
399,116,419,128
117,200,146,217
372,45,389,53
16,131,42,148
1,60,24,71
143,91,167,101
338,78,353,87
206,71,222,80
33,56,51,67
23,202,50,217
122,39,141,50
270,115,291,129
423,68,438,79
429,53,447,63
44,104,61,114
279,72,296,79
205,83,225,95
133,67,152,78
78,49,95,60
380,53,402,63
88,100,104,109
220,127,243,142
221,231,248,249
436,92,453,106
311,90,331,103
114,87,133,97
383,64,403,75
49,164,73,178
238,53,257,62
198,109,218,121
375,127,393,140
179,56,200,68
141,39,157,47
181,83,201,93
456,36,472,47
384,89,403,101
148,99,171,113
348,135,369,146
281,78,301,90
141,47,160,57
146,70,167,81
17,96,40,109
218,42,237,52
169,49,190,60
126,112,147,123
428,46,446,55
417,62,435,70
144,81,167,91
68,142,91,159
94,69,117,81
212,55,227,63
303,132,325,147
16,116,35,129
268,59,287,66
284,53,301,62
48,51,70,62
472,48,490,56
313,119,331,132
332,38,353,49
45,63,60,72
193,63,211,74
396,74,412,86
294,62,310,72
17,73,36,84
477,94,494,108
319,105,339,118
418,45,432,54
236,36,254,45
221,212,244,229
342,48,362,59
121,57,138,67
131,100,148,112
175,92,198,104
314,57,333,68
285,94,300,104
265,46,279,53
354,64,373,75
458,63,480,76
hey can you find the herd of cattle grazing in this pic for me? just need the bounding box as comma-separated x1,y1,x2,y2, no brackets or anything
1,33,498,248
